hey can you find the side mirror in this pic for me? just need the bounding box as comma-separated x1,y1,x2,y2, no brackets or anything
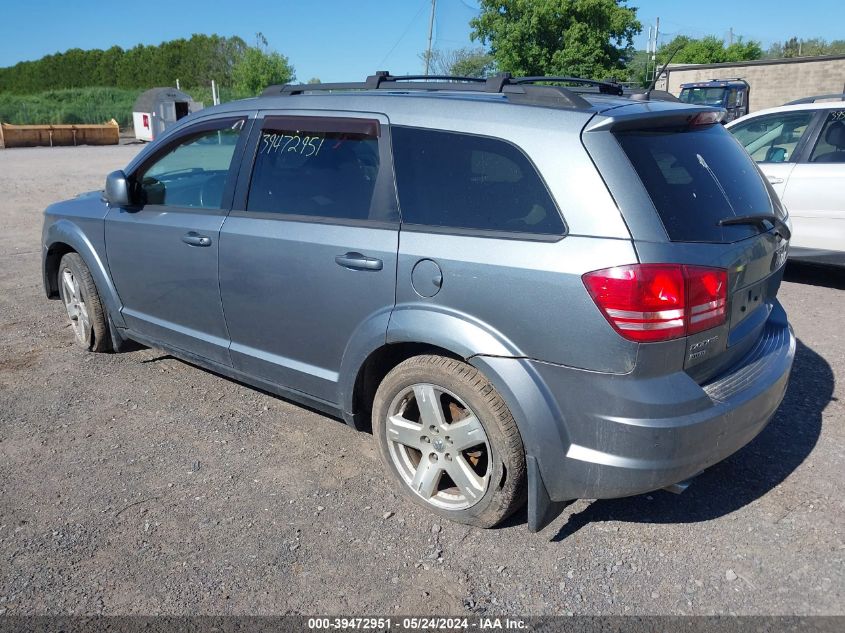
104,170,131,206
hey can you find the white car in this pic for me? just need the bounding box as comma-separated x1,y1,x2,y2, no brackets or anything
727,96,845,266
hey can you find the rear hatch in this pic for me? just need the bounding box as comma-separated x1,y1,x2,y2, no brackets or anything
582,103,790,382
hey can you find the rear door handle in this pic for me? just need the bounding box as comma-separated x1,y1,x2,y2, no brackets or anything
766,175,784,185
335,252,383,271
182,232,212,247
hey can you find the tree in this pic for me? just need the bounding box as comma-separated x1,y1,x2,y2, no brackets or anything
623,49,650,86
307,77,321,84
656,34,762,65
231,33,295,95
0,34,253,93
767,37,845,59
418,47,496,77
470,0,641,79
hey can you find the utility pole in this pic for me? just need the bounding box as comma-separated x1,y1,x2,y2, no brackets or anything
653,17,660,83
424,0,437,76
729,27,734,46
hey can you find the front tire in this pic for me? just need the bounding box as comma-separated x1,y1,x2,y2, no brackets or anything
372,355,526,528
58,253,111,352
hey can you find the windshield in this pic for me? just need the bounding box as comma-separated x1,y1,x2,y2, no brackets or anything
616,123,775,243
679,87,728,106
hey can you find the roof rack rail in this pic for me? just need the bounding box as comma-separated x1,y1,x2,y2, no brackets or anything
512,76,624,96
262,71,595,109
784,93,845,105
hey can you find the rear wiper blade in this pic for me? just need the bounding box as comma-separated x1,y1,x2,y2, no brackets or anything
718,214,791,240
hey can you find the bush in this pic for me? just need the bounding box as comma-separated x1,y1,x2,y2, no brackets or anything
0,85,253,129
0,88,139,127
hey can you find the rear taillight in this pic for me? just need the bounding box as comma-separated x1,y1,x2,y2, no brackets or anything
583,264,728,343
685,266,728,335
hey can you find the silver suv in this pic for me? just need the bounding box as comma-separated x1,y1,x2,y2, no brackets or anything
42,73,795,531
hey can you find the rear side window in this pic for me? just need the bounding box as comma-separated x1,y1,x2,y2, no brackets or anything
391,127,564,235
246,116,386,222
617,124,774,243
809,110,845,163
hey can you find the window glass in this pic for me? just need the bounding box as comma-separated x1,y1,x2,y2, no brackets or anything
679,87,727,106
729,111,813,162
617,124,773,243
137,120,243,208
246,118,382,221
809,110,845,163
391,127,564,235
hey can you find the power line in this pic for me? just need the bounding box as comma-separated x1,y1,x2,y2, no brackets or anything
377,0,429,69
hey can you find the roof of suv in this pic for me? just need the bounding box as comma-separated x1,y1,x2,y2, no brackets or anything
246,72,701,117
158,73,719,145
726,99,845,127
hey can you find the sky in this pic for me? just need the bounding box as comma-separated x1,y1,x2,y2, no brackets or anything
0,0,843,83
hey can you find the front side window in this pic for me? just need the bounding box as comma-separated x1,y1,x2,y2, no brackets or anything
246,116,385,222
391,127,564,235
729,111,813,163
809,110,845,163
135,119,244,208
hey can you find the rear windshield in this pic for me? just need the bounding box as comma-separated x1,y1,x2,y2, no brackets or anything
616,124,773,242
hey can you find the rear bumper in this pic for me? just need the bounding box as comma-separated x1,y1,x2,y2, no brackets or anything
788,247,845,267
526,303,795,502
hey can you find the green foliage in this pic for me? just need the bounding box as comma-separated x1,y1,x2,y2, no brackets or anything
766,37,845,58
0,85,249,128
657,35,763,65
0,88,139,127
0,33,292,125
0,34,249,94
419,47,497,77
622,49,650,86
307,77,322,84
231,33,295,96
470,0,641,79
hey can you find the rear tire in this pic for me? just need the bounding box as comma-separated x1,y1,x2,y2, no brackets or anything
58,253,112,353
372,355,526,528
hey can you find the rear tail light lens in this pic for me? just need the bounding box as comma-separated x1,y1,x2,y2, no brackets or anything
685,266,728,335
583,264,728,343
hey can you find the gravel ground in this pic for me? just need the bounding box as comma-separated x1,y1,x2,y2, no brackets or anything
0,145,843,616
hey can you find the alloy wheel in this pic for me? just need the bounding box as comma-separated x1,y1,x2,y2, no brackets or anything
60,267,91,345
385,383,491,510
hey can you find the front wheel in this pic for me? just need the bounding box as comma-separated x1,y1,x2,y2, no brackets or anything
372,355,526,528
58,253,111,352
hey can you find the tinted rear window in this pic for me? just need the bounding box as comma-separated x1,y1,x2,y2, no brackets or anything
617,124,773,242
392,126,564,235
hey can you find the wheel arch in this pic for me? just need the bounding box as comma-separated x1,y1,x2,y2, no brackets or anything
339,306,524,431
43,219,125,328
340,306,573,532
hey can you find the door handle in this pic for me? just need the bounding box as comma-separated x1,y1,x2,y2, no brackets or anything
335,252,383,271
182,232,212,247
766,175,784,185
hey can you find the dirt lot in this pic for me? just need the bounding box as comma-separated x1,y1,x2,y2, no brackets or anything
0,145,843,616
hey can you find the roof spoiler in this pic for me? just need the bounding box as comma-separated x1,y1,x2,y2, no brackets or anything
585,106,725,133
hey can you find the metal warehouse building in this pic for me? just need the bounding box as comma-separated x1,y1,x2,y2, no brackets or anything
655,54,845,112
